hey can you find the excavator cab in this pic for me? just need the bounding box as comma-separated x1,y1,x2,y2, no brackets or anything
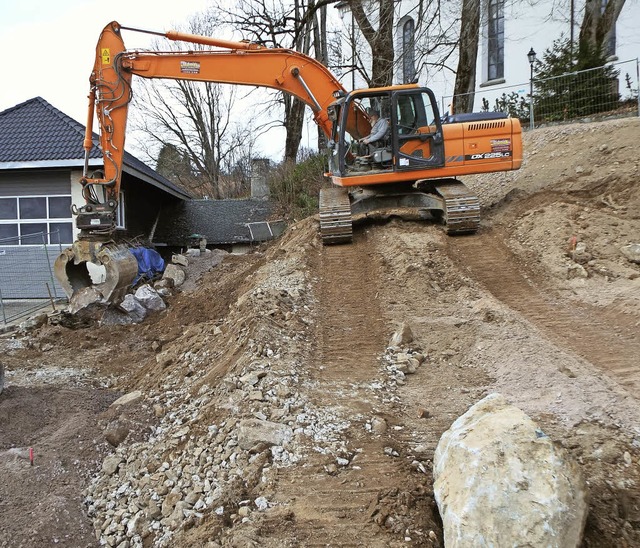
328,87,445,177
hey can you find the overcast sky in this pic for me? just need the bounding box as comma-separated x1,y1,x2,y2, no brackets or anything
0,0,211,121
0,0,326,160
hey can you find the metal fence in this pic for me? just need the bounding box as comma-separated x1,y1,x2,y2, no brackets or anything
443,58,640,129
0,231,67,325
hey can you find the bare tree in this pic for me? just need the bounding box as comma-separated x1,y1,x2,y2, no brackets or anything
339,0,461,93
156,143,193,182
579,0,626,55
210,0,336,161
129,14,258,199
452,0,481,113
132,71,255,198
410,1,461,81
349,0,395,87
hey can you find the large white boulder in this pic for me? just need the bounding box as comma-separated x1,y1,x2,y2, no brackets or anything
434,393,588,548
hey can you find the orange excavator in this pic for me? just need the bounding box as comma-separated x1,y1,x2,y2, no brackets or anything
55,21,522,304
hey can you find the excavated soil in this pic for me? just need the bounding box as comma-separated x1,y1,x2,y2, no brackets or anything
1,117,639,547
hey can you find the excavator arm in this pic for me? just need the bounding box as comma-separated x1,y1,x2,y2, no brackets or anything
56,21,355,306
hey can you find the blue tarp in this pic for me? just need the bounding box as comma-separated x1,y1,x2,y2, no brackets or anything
129,247,165,284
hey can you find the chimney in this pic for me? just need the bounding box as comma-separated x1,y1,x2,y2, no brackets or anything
250,158,271,199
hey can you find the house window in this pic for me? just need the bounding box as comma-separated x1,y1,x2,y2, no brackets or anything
402,18,416,84
0,195,73,246
487,0,504,81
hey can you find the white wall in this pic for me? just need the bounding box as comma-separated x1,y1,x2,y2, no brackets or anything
335,0,640,114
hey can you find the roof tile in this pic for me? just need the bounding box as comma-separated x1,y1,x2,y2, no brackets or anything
0,97,191,199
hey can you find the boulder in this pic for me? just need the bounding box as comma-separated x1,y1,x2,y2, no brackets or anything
18,312,49,332
104,420,130,447
134,285,166,312
171,254,189,267
567,263,588,279
163,264,186,287
117,294,147,323
102,455,123,476
620,243,640,264
110,390,143,408
67,287,104,315
389,322,414,347
434,393,588,548
571,242,592,264
161,492,183,518
237,419,293,450
99,308,135,326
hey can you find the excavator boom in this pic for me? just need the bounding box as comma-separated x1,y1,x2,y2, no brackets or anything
82,21,349,207
56,21,352,307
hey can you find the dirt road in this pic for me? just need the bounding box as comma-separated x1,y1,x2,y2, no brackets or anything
1,117,639,547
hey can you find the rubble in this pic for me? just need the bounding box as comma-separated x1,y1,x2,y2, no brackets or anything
81,233,353,546
2,119,639,547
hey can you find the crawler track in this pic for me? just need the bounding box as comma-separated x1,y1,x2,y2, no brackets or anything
319,187,353,245
448,230,640,393
320,180,480,245
434,181,480,234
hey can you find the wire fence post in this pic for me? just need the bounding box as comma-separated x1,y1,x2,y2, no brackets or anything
0,287,6,325
42,230,59,299
637,58,640,118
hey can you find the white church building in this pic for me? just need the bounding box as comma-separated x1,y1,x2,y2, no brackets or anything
334,0,640,115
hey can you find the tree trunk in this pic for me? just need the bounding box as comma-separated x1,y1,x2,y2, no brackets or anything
579,0,626,55
452,0,481,114
350,0,395,87
284,95,306,161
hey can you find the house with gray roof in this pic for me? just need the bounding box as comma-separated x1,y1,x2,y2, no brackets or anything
0,97,285,311
0,97,192,304
0,97,192,245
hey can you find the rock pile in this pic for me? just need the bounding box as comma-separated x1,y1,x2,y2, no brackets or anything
82,237,443,547
83,240,360,546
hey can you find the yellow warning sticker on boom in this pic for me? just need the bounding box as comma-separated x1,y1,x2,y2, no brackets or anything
101,48,111,65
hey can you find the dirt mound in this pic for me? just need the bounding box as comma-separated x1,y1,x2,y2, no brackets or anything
1,118,639,547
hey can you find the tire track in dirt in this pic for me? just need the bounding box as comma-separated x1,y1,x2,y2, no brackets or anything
266,231,425,546
447,230,640,393
318,232,386,383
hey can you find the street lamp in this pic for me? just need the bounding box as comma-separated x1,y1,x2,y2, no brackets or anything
528,47,537,130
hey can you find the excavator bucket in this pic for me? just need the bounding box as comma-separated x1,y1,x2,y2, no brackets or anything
54,241,138,307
